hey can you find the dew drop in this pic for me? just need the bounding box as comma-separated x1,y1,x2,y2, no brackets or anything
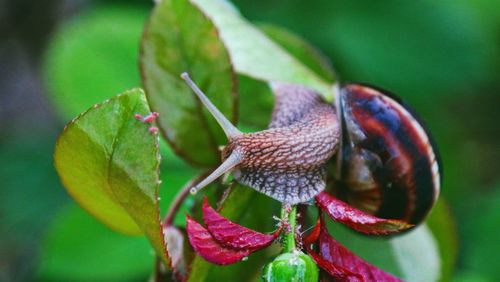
241,256,248,261
190,187,198,195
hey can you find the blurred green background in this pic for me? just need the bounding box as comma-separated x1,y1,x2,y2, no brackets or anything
1,0,499,281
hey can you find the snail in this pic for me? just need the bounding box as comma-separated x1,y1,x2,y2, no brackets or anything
180,73,440,224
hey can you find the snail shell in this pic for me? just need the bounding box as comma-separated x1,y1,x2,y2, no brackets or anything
334,84,441,224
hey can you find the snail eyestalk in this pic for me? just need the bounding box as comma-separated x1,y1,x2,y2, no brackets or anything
190,150,243,194
181,72,241,138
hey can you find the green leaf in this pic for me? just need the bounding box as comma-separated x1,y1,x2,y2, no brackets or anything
140,0,237,167
37,203,153,281
390,225,440,282
258,23,336,83
191,0,335,99
328,221,441,282
237,74,274,130
44,5,148,120
54,89,169,265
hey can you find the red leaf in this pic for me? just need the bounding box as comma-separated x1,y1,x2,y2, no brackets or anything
318,224,404,282
303,217,321,246
309,250,363,281
315,192,412,235
202,197,279,251
185,215,250,265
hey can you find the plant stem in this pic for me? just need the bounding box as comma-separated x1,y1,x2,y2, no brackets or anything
282,205,297,252
163,171,210,226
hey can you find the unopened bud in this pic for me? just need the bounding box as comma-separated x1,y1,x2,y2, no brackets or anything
262,251,318,282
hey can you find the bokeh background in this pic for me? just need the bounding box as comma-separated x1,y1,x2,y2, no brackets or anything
1,0,499,281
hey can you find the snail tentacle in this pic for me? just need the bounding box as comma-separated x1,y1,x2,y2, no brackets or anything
181,72,242,138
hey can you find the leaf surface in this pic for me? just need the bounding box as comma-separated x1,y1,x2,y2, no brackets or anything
258,23,336,82
308,250,361,281
316,192,412,235
191,0,334,99
186,215,250,265
202,197,279,251
54,89,169,264
389,225,440,282
141,0,237,166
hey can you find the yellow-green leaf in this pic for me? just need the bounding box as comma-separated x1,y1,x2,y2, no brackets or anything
54,89,169,265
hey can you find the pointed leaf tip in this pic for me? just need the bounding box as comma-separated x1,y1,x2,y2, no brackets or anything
315,192,413,235
186,215,249,265
202,197,279,251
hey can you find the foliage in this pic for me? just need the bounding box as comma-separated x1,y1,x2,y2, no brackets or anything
17,0,500,281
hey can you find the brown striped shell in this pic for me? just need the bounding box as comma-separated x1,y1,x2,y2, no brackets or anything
334,84,441,224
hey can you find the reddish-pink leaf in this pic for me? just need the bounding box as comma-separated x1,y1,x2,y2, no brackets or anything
303,217,321,246
315,192,413,235
318,224,404,282
202,197,279,251
309,250,363,282
185,215,250,265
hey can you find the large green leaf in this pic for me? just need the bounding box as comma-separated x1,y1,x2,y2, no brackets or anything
258,23,336,83
44,6,148,120
54,89,169,264
140,0,237,167
191,0,335,99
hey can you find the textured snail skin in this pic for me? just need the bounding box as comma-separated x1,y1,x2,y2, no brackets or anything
223,84,340,204
336,84,441,224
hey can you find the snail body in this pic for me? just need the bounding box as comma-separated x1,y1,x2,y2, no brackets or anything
181,73,440,223
227,84,340,203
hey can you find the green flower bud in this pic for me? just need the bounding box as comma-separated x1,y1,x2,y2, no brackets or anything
263,251,319,282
